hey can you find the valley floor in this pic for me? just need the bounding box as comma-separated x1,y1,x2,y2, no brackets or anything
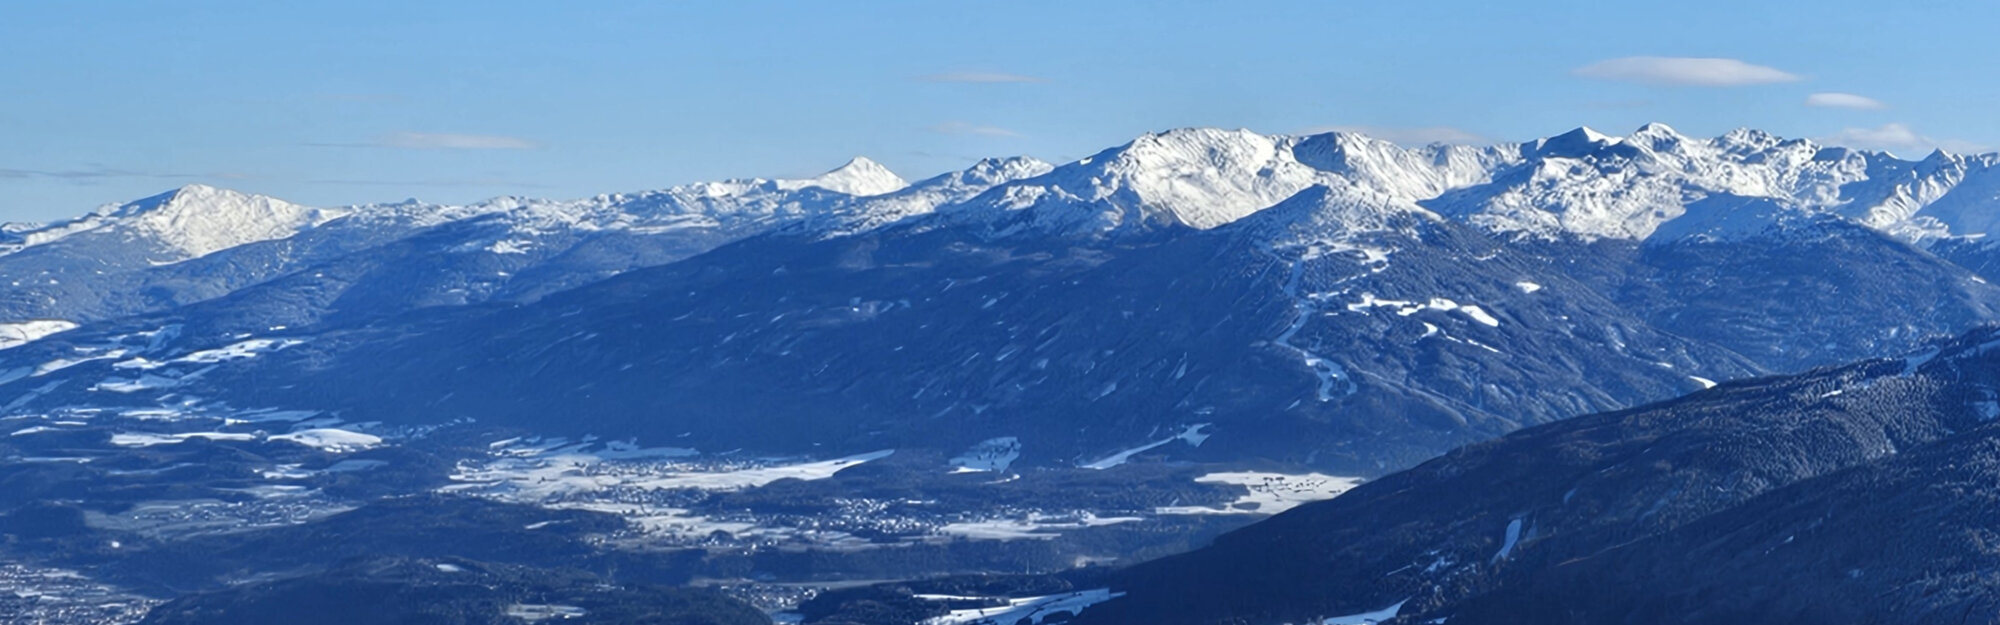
0,405,1362,624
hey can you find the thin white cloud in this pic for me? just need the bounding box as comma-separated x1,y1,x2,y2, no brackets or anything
377,132,537,150
1822,123,1988,155
927,121,1022,137
1805,92,1888,110
1573,56,1802,86
305,176,550,188
0,165,212,183
1301,125,1490,146
918,71,1046,84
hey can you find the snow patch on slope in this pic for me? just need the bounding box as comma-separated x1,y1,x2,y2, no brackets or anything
1079,424,1211,469
269,428,383,453
0,320,78,350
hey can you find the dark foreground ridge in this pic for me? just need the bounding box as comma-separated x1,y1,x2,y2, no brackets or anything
806,325,2000,625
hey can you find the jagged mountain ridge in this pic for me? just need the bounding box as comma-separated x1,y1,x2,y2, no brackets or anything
6,123,1999,332
937,122,2000,244
0,156,1051,327
0,156,915,262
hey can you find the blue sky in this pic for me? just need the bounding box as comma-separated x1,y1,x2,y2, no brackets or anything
2,0,1995,221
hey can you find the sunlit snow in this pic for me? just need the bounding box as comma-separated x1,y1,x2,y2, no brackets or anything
922,589,1124,625
1156,472,1364,515
0,320,78,351
1079,424,1211,469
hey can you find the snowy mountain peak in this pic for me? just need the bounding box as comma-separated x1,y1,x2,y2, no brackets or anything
962,156,1055,184
802,155,1058,237
116,185,347,259
792,157,908,196
1576,126,1618,143
1,184,345,261
1126,127,1271,153
1531,126,1630,159
1918,148,1962,169
112,184,206,216
948,126,1512,237
1627,122,1688,151
1716,127,1783,153
968,127,1325,232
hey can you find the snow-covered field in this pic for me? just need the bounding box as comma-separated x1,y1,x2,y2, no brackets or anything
445,437,890,502
442,439,911,547
1156,471,1364,515
921,589,1124,625
505,604,588,622
936,513,1144,541
109,431,258,446
268,428,383,452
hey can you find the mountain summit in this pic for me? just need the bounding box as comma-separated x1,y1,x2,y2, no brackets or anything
114,184,347,259
785,157,909,196
0,184,340,261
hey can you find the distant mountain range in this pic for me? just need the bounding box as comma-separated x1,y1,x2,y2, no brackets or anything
6,124,2000,474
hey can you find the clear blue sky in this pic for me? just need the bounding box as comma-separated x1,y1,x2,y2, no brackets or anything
3,0,1995,221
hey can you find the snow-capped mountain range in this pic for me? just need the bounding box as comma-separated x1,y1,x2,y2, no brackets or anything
1,155,928,263
9,123,2000,269
0,155,1049,324
6,123,2000,474
941,122,2000,243
5,122,1997,280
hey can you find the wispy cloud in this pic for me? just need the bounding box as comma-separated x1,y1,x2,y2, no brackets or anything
917,71,1046,84
309,132,539,150
0,165,218,184
1300,125,1490,146
1822,123,1988,155
377,132,537,150
304,176,549,188
1805,92,1888,110
1574,56,1802,86
927,121,1022,137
